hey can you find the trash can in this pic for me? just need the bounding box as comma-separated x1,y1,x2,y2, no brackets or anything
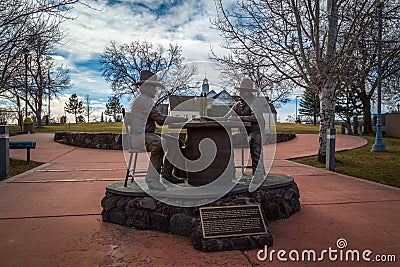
0,125,10,178
341,123,346,134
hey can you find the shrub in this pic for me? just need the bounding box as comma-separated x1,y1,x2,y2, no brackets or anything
23,117,34,124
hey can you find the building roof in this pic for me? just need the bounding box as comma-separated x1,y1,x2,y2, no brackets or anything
169,96,195,110
207,90,217,98
169,95,213,112
169,94,277,114
211,89,237,105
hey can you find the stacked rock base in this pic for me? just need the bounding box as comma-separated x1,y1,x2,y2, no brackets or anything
101,173,300,252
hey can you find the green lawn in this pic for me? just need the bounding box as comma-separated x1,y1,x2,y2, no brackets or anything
275,123,320,134
9,122,332,134
275,123,342,134
0,159,43,180
292,135,400,188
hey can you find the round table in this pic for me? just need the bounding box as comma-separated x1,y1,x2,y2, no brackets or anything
170,120,247,186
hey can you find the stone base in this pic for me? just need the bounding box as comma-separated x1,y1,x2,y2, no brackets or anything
101,173,300,252
191,219,273,252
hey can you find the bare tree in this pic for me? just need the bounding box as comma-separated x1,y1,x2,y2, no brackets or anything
100,40,198,105
212,43,292,107
158,63,199,104
340,0,400,133
0,0,81,128
383,74,400,113
0,0,80,92
212,0,394,162
84,94,93,122
46,63,71,121
4,17,71,127
25,18,64,127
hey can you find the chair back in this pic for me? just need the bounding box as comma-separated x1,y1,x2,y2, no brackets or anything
123,111,133,135
123,111,146,152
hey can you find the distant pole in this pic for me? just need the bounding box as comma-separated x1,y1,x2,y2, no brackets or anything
17,95,22,132
0,126,10,178
295,95,301,123
372,0,386,152
24,51,29,118
48,70,51,125
64,107,68,132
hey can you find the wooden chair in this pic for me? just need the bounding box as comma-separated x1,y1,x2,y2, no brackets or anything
123,112,147,187
232,132,250,174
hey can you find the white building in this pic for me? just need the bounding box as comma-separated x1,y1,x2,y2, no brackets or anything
168,78,277,123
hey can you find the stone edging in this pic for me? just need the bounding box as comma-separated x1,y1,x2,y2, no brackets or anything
54,132,296,150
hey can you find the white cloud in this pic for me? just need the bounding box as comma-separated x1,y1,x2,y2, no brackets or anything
49,93,109,122
46,0,297,122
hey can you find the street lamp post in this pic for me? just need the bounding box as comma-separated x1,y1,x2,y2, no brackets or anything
295,95,300,123
24,50,29,118
372,0,387,152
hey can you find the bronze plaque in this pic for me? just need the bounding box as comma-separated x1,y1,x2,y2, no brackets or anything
199,205,267,239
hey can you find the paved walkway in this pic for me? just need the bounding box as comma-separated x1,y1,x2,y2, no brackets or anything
0,133,399,266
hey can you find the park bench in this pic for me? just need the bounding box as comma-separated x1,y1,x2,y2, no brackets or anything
9,141,36,162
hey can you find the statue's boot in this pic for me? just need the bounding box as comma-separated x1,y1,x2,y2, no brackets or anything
162,159,184,184
145,153,166,191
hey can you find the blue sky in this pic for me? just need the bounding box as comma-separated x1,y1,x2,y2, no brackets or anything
52,0,299,122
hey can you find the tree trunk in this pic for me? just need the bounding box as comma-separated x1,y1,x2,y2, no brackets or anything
359,92,373,134
36,104,42,128
36,94,43,128
345,120,353,135
35,57,44,128
318,87,335,163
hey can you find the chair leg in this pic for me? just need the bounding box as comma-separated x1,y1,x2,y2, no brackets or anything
27,148,31,163
124,152,134,187
131,152,139,182
241,147,245,173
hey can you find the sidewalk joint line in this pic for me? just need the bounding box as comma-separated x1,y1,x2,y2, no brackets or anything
6,178,132,183
49,147,79,162
0,213,101,221
303,199,400,206
240,250,256,266
35,168,126,172
35,168,127,172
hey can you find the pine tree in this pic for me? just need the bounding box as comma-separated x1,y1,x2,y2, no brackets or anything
298,88,320,125
100,112,104,122
335,88,363,134
65,93,84,124
104,96,123,122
